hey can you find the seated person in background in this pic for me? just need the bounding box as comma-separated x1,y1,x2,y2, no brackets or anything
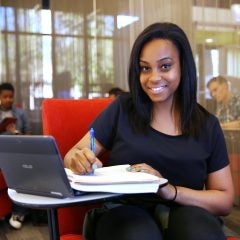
0,82,31,135
0,82,31,229
64,22,234,240
207,76,240,130
108,87,125,98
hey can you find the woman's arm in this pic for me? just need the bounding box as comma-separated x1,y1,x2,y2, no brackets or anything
158,165,234,216
64,131,106,174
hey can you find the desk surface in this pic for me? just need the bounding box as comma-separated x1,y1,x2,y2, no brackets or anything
8,189,121,209
223,128,240,131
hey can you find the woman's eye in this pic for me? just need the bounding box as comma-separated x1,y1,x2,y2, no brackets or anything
140,66,150,73
161,63,171,71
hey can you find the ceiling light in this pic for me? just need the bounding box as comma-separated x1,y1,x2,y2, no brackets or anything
205,38,213,43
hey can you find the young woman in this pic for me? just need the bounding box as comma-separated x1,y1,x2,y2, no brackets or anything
64,22,234,240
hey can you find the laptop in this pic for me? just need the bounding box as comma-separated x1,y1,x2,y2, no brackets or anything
0,135,84,198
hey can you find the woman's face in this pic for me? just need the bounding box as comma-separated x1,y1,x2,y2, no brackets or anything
0,90,14,110
139,39,181,106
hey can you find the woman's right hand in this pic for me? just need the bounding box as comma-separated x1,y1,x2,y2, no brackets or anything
64,131,104,175
67,147,102,174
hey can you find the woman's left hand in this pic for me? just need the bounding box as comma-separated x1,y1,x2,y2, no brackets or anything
127,163,162,177
127,163,177,201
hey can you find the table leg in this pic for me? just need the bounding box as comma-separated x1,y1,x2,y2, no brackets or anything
47,208,60,240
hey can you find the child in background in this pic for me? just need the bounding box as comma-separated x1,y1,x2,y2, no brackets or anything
0,82,31,229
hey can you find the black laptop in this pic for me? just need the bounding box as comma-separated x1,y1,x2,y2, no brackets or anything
0,135,83,198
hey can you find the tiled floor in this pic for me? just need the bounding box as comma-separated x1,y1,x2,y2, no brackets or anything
0,210,49,240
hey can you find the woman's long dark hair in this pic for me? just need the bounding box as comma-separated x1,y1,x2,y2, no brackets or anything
127,22,209,137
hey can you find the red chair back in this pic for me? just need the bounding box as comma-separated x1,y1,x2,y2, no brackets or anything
42,98,112,236
0,171,12,217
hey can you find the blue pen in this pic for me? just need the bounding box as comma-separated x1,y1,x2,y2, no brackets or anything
90,128,97,174
90,128,95,152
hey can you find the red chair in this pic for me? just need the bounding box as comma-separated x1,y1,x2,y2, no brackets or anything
42,98,112,240
42,98,240,240
0,170,12,218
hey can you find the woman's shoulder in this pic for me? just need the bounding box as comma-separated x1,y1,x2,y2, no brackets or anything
197,103,220,128
115,92,132,109
118,92,131,101
97,93,131,120
197,103,215,117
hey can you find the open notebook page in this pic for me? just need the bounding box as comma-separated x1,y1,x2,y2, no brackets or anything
65,164,168,194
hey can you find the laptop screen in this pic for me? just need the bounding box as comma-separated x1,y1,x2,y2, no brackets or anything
0,135,76,198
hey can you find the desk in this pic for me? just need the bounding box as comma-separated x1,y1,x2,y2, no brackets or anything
8,189,120,240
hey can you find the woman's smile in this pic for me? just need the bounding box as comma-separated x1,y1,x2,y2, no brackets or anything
148,84,168,94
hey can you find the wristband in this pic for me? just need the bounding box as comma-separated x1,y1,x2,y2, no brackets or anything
171,185,178,201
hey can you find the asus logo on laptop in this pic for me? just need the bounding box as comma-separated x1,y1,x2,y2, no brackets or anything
22,164,33,169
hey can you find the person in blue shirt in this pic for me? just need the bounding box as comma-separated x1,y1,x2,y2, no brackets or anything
64,23,234,240
0,82,31,229
0,82,31,135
